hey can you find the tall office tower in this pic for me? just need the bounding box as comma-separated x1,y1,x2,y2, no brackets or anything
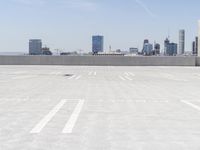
195,36,198,55
154,43,160,55
166,43,178,56
92,35,104,54
192,37,198,55
192,41,196,55
164,38,170,55
179,29,185,55
142,39,149,54
143,43,153,56
199,21,200,56
29,39,42,55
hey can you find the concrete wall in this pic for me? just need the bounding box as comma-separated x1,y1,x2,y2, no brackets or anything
0,55,197,66
196,57,200,66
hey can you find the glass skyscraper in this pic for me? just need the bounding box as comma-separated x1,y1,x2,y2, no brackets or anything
29,39,42,55
92,35,104,54
179,29,185,55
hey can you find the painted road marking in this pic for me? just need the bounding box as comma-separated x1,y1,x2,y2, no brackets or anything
94,72,97,76
68,75,76,80
124,72,129,76
124,76,133,81
63,99,85,134
181,100,200,111
119,72,135,81
75,75,81,80
119,76,125,81
30,99,66,134
128,72,135,76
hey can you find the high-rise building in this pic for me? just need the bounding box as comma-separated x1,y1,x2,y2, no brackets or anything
164,38,170,55
154,43,160,55
179,29,185,55
143,43,153,56
29,39,42,55
192,41,196,55
196,36,198,55
192,36,198,55
92,35,104,54
142,39,149,54
164,38,177,56
198,20,200,56
166,43,177,56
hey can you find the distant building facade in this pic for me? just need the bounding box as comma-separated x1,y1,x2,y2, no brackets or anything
164,38,170,55
192,41,196,55
192,36,198,55
179,29,185,55
92,35,104,54
143,43,153,56
142,39,149,54
199,21,200,56
154,43,160,55
166,43,177,56
29,39,42,55
195,36,198,55
129,48,138,54
42,47,52,55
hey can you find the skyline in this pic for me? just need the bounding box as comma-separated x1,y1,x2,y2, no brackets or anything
0,0,200,52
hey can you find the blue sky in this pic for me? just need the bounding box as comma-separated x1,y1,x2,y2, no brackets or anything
0,0,199,53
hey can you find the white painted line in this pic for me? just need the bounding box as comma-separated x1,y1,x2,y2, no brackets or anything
30,99,66,134
94,72,97,76
119,76,125,81
124,76,133,81
75,75,81,80
63,99,85,134
124,72,129,76
128,72,135,77
68,75,76,80
181,100,200,111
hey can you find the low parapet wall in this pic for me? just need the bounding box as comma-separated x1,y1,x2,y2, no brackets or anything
0,56,197,66
196,57,200,66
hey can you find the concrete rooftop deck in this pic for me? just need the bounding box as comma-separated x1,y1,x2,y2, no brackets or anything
0,66,200,150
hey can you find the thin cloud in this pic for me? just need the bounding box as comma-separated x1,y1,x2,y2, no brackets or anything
12,0,46,5
59,0,97,11
12,0,97,10
135,0,157,18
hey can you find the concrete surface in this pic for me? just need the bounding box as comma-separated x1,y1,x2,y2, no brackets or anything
0,66,200,150
0,56,197,66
